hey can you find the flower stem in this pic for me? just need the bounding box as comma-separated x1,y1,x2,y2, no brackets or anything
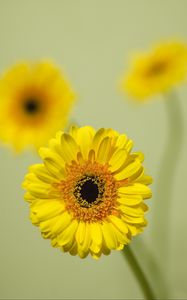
122,245,157,300
151,90,184,260
133,238,169,299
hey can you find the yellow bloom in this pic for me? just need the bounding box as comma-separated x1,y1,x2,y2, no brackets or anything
121,41,187,100
23,126,152,259
0,61,75,151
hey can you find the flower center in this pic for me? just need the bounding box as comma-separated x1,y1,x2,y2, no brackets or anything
146,60,168,77
80,178,99,203
23,98,40,114
74,175,104,208
57,161,119,222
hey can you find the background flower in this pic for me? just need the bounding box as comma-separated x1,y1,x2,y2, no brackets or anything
121,41,187,100
0,61,75,151
23,126,152,259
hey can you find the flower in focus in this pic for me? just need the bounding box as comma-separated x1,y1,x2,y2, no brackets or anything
23,126,152,259
0,61,75,151
121,41,187,100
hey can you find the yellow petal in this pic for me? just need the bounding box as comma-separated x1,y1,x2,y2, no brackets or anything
39,215,60,232
114,159,141,180
129,167,144,183
30,211,39,225
92,128,118,157
125,140,133,153
24,192,35,202
97,137,112,164
109,222,131,245
60,133,79,163
90,251,102,260
116,134,128,149
77,247,89,259
101,222,117,249
108,215,129,234
49,132,62,155
75,126,95,159
44,158,65,179
119,205,145,217
39,147,64,166
92,128,106,153
90,243,100,254
132,152,144,162
58,219,78,246
23,173,38,184
69,125,79,139
76,151,84,164
31,200,64,221
80,223,91,253
117,195,143,206
127,224,143,236
105,128,119,137
141,202,148,212
138,174,153,185
63,238,76,252
109,149,128,172
76,221,86,245
90,222,102,245
121,214,146,225
116,135,133,153
51,237,58,248
101,240,111,256
29,164,57,184
69,241,78,256
88,149,95,162
119,183,152,199
28,183,53,199
90,222,102,252
51,211,72,235
41,231,53,239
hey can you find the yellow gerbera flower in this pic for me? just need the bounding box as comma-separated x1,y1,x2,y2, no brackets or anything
23,126,152,259
122,41,187,100
0,61,75,151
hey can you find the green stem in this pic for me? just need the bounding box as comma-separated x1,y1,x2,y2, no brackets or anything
122,245,157,300
132,238,169,299
151,90,184,259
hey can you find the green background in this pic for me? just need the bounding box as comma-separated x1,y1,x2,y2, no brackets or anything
0,0,187,298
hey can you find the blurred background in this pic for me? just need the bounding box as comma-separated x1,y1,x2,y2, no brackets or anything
0,0,187,298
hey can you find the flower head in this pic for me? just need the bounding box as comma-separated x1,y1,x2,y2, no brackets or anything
23,126,152,259
0,61,75,151
121,41,187,100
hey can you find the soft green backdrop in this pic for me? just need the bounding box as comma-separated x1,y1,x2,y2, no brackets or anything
0,0,187,299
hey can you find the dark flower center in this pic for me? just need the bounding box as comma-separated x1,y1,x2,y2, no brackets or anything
23,98,40,114
74,175,105,207
146,60,168,77
80,179,99,204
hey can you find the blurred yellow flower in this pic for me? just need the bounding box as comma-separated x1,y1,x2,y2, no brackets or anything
0,61,75,151
121,41,187,100
23,126,152,259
